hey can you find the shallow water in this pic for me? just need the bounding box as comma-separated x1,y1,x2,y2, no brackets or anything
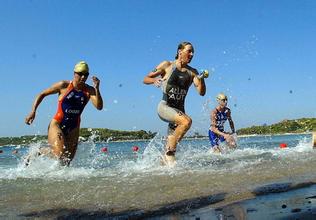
0,134,315,218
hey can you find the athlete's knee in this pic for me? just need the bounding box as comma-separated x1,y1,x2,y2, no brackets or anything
48,132,65,147
187,117,192,127
179,116,192,129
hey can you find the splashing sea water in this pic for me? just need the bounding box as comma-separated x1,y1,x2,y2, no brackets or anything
0,134,315,218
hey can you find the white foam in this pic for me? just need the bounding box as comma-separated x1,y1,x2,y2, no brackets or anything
1,134,315,180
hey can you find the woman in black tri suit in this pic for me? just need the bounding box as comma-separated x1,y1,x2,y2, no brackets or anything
143,42,207,165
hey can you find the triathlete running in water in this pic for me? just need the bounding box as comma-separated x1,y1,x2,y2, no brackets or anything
143,41,207,165
209,93,236,153
25,61,103,165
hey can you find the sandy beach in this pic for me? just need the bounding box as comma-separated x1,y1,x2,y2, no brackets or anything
9,180,316,219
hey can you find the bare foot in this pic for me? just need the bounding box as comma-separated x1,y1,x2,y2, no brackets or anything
211,146,222,154
161,154,177,167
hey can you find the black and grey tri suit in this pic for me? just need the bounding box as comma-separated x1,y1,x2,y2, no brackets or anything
157,63,193,127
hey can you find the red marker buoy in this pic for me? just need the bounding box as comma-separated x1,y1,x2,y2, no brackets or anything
132,146,139,152
101,147,108,153
279,143,287,149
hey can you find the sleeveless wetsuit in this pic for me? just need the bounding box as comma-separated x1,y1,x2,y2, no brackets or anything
209,107,229,147
157,63,193,131
53,82,90,135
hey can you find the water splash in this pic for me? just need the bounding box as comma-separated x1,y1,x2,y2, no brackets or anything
1,134,315,182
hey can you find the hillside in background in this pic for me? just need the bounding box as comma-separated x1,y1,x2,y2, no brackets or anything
0,128,156,146
237,118,316,135
2,118,315,146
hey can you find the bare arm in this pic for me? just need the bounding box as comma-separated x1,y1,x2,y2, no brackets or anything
88,76,103,110
227,109,235,133
25,81,67,125
192,68,206,96
143,61,170,86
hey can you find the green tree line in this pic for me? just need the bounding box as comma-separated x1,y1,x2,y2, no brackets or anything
237,118,316,135
2,118,315,145
0,128,157,146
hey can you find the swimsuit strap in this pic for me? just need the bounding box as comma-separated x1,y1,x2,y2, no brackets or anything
172,61,191,76
171,62,177,72
68,81,90,98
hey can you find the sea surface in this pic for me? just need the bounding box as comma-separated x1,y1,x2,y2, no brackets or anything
0,133,315,219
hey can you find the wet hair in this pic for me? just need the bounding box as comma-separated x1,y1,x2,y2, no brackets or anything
175,41,193,59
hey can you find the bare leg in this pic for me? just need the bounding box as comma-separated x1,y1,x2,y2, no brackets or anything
24,120,79,166
166,113,192,151
48,120,79,166
212,145,222,153
61,127,79,165
48,120,65,159
164,113,192,164
24,142,52,166
313,132,316,148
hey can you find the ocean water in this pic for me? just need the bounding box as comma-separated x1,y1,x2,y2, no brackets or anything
0,134,315,218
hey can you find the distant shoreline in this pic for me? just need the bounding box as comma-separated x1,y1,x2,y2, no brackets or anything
1,132,312,147
236,131,312,138
105,132,313,143
93,132,313,144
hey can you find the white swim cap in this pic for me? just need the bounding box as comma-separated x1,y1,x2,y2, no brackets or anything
216,93,227,101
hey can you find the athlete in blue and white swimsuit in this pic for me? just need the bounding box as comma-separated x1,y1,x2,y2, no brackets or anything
209,93,236,152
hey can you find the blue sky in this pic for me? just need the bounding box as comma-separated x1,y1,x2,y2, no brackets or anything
1,0,316,137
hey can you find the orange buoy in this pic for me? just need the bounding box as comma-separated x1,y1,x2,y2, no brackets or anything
279,143,287,149
132,146,139,152
101,147,108,153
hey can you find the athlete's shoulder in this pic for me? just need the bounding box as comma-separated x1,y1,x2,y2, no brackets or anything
60,80,71,87
43,80,69,95
52,80,70,89
158,60,172,69
225,107,231,113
